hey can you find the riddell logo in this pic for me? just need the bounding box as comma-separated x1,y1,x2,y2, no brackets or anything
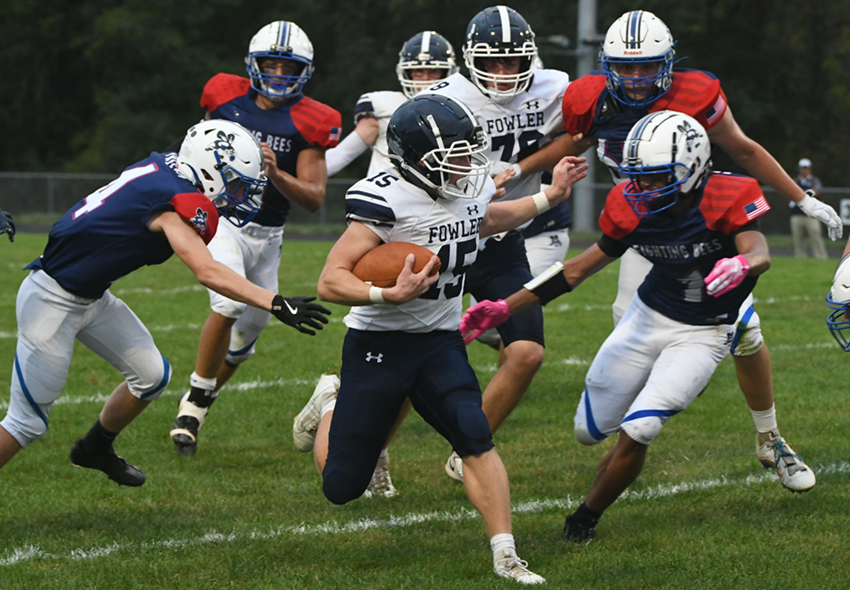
623,50,644,55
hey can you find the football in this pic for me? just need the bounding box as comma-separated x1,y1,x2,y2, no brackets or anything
352,242,441,288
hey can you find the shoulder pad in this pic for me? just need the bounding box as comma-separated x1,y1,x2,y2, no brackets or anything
700,173,768,233
562,74,608,135
170,192,219,244
345,181,397,228
354,91,406,124
291,97,343,148
200,73,251,113
652,70,727,129
598,184,640,239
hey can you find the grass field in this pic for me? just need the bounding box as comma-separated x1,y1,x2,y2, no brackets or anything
0,233,848,590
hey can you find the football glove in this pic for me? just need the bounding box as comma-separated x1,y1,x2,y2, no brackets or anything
797,191,843,240
460,299,511,344
271,295,331,335
705,255,751,297
0,209,15,242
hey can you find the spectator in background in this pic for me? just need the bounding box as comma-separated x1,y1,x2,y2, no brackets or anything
0,209,15,242
789,158,827,259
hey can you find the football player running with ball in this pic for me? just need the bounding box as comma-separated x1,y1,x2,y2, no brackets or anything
561,10,824,493
169,21,341,456
427,5,584,482
461,112,804,544
309,93,586,584
0,120,330,486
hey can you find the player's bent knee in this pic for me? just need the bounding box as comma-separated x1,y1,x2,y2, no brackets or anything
225,347,255,366
574,422,605,446
210,298,248,319
621,416,663,446
322,465,372,505
455,401,492,444
129,355,172,401
731,324,763,357
504,341,544,374
1,414,46,447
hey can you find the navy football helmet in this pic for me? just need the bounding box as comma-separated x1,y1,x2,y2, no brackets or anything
245,21,314,101
620,111,712,215
397,31,459,98
386,94,490,200
600,11,676,108
463,6,538,103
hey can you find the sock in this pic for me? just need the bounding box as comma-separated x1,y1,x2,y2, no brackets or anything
379,448,388,459
80,419,118,455
187,372,217,408
569,502,603,525
490,533,516,564
751,405,777,434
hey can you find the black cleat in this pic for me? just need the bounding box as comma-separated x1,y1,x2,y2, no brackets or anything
70,439,146,487
563,512,597,544
170,415,200,456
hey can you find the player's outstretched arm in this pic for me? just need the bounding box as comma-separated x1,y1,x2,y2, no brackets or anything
263,145,327,213
325,117,378,177
317,222,438,306
151,211,330,333
514,132,594,178
480,156,588,237
708,107,842,239
460,243,614,343
0,209,15,242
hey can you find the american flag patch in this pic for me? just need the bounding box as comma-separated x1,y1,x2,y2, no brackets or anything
705,95,727,126
329,126,341,142
744,196,769,220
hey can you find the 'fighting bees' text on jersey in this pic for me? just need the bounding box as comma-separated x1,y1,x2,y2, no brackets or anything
598,173,768,326
201,73,342,227
427,70,569,204
344,170,496,332
352,91,408,177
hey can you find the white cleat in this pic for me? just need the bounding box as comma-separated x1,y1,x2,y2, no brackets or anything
445,450,464,483
293,374,339,452
365,451,397,498
494,554,546,585
756,430,816,493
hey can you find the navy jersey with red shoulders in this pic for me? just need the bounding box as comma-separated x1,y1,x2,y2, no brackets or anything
598,173,768,325
563,69,728,181
27,152,219,299
201,73,342,227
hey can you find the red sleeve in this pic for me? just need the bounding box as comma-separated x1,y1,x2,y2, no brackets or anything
290,97,343,148
562,74,608,136
598,184,641,240
200,74,252,113
700,174,768,234
651,70,727,130
170,192,220,244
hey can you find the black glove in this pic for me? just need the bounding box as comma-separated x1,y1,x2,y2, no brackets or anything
0,210,15,243
271,295,331,335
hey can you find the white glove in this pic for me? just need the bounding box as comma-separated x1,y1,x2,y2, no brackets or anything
797,191,843,240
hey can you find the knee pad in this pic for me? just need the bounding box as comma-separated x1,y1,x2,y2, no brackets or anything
730,311,763,357
322,464,373,505
209,293,248,319
455,401,492,444
621,415,664,446
574,421,605,446
129,354,172,401
1,412,47,448
225,337,258,366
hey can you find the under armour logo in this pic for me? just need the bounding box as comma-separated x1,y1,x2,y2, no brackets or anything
191,207,208,235
549,235,562,247
467,205,479,215
524,99,540,110
365,352,383,363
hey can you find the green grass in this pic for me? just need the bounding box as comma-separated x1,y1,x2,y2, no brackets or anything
0,234,847,589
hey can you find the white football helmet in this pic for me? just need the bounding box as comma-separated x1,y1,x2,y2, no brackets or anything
463,5,538,104
177,120,266,227
600,10,676,108
396,31,459,98
245,21,314,100
826,253,850,350
619,111,712,215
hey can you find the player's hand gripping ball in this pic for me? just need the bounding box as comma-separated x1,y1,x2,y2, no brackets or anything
353,242,441,287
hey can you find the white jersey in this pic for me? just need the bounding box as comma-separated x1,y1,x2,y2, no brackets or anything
353,91,408,177
344,169,496,333
427,70,569,203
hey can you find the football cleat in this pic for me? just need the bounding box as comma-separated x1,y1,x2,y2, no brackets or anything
293,374,339,452
445,450,464,483
563,512,598,544
494,553,546,585
365,451,397,498
170,392,209,456
70,439,146,487
756,430,816,492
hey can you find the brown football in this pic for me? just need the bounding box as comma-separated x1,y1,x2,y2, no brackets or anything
352,242,441,288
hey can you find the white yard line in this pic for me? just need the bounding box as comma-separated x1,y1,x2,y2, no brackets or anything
2,461,847,567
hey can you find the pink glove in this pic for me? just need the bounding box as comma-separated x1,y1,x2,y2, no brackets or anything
460,299,511,344
705,254,751,297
